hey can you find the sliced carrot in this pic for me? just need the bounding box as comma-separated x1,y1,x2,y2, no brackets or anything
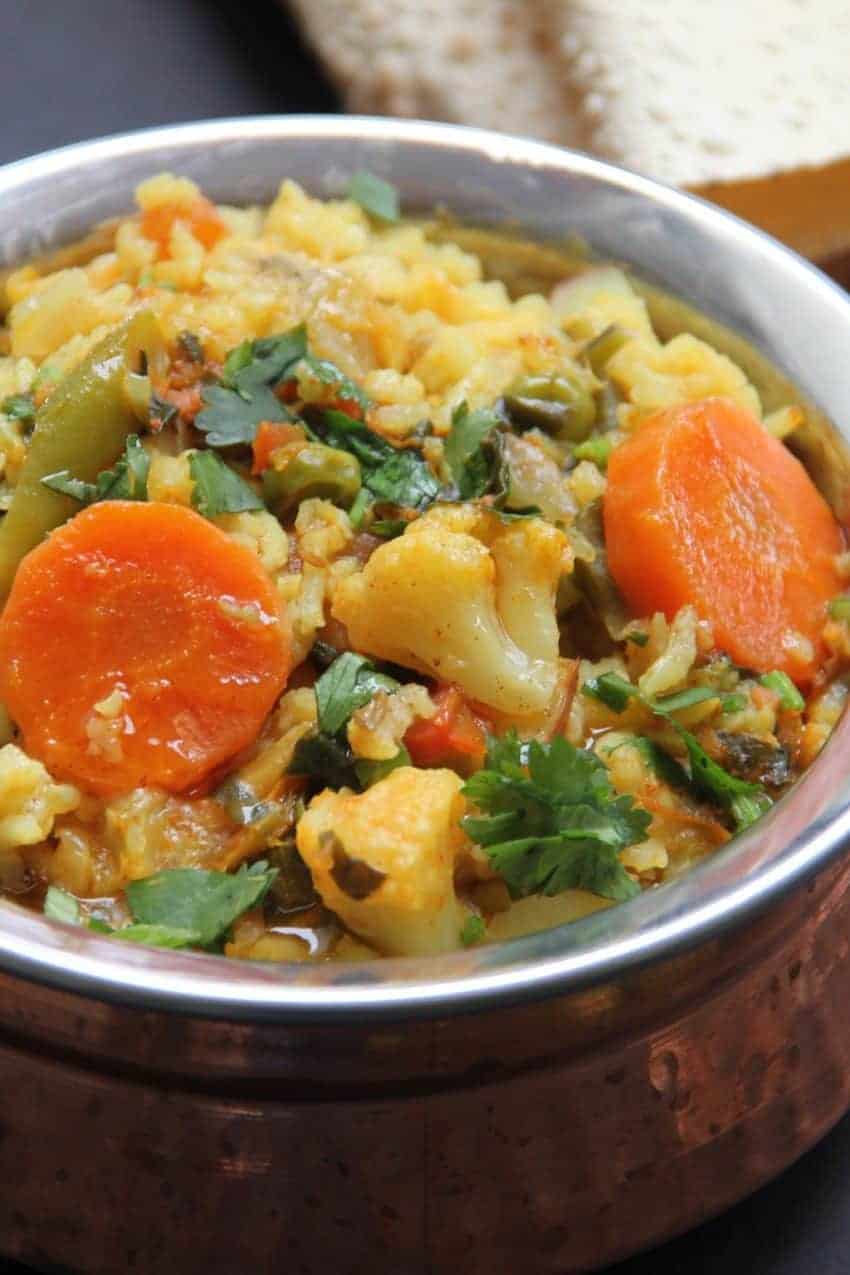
0,502,290,796
604,397,843,684
405,685,487,771
251,420,306,475
140,197,226,259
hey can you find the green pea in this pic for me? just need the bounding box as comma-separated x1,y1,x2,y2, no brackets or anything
262,442,361,515
502,370,597,442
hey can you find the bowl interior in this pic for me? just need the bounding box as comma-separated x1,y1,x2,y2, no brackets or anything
2,115,850,1021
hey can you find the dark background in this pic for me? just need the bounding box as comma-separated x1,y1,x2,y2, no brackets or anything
1,1,849,1271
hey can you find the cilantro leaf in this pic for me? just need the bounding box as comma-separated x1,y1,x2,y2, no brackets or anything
312,409,440,513
581,673,771,831
355,745,411,789
196,384,288,448
223,326,308,393
97,433,150,501
197,325,309,447
315,651,400,736
300,354,370,410
2,392,36,422
444,401,509,502
189,450,263,518
125,861,277,949
678,731,773,827
348,171,401,223
42,434,150,505
461,732,648,902
288,652,404,790
288,732,359,789
44,885,81,925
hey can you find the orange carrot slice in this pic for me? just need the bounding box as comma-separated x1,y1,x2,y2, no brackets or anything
603,397,843,683
0,502,290,796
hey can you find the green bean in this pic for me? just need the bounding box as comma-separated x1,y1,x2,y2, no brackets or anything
583,324,629,378
502,370,596,442
262,442,361,515
0,310,162,596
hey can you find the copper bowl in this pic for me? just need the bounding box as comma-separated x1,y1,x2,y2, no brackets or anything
2,117,850,1274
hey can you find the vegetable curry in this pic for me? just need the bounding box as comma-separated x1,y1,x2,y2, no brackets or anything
0,170,846,962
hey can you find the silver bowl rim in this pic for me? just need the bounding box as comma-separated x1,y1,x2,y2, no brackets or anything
1,113,850,1024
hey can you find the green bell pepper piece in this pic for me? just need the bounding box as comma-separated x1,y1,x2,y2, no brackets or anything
0,310,162,596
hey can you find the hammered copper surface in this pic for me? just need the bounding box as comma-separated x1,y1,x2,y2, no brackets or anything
0,857,847,1274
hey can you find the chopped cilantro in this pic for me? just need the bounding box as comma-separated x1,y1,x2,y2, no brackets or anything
312,409,440,514
196,384,289,448
42,434,150,505
299,354,370,410
189,450,263,518
461,732,648,902
125,861,277,949
759,670,805,712
197,325,309,447
581,672,771,831
355,746,411,789
288,652,403,790
348,171,401,223
829,595,850,621
198,325,375,448
444,401,509,502
223,326,308,393
315,651,400,737
288,732,359,790
624,629,649,647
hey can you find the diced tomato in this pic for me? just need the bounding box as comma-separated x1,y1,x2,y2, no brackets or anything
405,684,487,772
334,397,364,420
251,420,306,474
140,197,227,259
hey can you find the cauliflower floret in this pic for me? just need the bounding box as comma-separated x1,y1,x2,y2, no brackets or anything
332,506,568,717
0,744,80,851
297,767,467,956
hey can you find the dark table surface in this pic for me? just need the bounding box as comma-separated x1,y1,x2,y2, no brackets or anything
1,1,848,1271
